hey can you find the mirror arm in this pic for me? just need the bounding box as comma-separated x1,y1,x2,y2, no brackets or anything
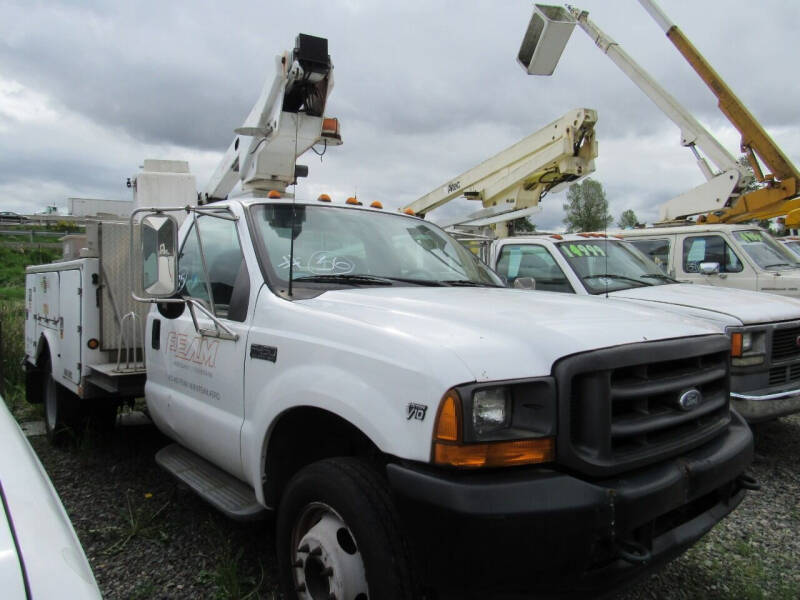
185,298,239,341
191,211,218,318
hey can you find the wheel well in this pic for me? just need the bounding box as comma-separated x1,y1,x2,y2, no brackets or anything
264,407,382,507
25,337,51,404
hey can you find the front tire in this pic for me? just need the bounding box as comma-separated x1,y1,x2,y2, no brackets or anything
277,457,416,600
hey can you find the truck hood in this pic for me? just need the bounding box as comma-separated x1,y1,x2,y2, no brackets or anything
300,287,721,382
610,283,800,326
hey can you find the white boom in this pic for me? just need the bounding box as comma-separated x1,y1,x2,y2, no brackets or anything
403,108,598,237
202,34,342,203
518,4,758,222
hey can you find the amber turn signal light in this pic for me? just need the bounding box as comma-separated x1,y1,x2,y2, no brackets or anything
267,190,281,199
730,332,743,357
433,438,555,469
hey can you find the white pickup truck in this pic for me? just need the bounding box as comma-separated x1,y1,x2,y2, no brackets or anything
23,192,756,598
490,233,800,423
618,224,800,296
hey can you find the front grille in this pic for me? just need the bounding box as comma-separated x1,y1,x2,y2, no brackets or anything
768,363,800,386
556,336,731,477
771,326,800,361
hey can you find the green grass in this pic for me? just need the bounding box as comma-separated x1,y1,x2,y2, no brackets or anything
0,245,59,416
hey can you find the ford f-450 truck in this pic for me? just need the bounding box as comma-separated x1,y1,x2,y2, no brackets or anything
23,34,754,598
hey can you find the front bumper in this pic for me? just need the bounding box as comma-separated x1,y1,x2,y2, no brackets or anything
730,384,800,422
387,412,753,597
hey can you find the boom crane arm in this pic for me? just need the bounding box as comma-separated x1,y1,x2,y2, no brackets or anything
637,0,800,225
402,108,598,237
202,34,342,203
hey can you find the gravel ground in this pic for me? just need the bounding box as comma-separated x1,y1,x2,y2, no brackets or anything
26,413,800,600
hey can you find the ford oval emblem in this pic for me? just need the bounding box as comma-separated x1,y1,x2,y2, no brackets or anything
678,388,702,411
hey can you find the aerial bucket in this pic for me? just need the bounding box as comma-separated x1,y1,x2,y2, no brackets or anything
517,4,576,75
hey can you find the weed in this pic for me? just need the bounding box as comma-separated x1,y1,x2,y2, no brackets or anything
103,490,171,554
128,579,157,600
204,521,265,600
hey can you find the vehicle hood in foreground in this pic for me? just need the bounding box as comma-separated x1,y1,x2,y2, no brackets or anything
0,399,101,599
300,287,722,382
610,283,800,326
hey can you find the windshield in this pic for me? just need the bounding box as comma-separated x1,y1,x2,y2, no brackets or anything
250,204,503,297
732,230,800,270
782,240,800,257
557,239,672,294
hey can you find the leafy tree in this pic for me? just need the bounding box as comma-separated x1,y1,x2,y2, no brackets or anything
562,178,613,232
508,217,535,235
617,209,639,229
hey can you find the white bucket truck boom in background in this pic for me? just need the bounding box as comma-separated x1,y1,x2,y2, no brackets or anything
402,108,598,238
24,33,755,599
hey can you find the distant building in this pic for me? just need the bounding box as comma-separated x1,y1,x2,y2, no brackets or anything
68,198,133,218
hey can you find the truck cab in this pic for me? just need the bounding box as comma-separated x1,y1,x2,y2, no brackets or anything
122,195,754,597
618,224,800,296
490,233,800,422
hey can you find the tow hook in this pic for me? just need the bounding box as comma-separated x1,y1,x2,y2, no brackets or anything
737,472,761,491
615,539,651,564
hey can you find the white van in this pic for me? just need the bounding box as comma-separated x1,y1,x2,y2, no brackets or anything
617,224,800,297
489,233,800,423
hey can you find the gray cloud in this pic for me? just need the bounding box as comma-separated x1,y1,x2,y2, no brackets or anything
1,0,798,225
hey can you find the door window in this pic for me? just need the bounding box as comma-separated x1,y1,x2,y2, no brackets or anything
496,245,573,293
628,239,670,273
178,215,249,321
682,235,743,274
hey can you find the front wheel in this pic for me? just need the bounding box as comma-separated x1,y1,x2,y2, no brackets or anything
277,458,416,600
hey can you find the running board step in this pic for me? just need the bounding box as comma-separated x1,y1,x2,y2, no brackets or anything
155,444,267,521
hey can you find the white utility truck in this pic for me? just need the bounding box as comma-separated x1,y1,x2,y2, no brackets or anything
619,224,800,296
489,233,800,423
23,34,755,598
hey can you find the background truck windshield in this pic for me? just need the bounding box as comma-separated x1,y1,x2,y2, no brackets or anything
251,203,502,292
558,240,670,294
732,230,800,270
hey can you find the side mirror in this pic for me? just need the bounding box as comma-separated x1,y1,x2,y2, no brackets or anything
141,214,178,297
513,276,536,290
699,262,720,275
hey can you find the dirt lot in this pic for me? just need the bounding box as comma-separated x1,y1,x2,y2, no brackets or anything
25,412,800,600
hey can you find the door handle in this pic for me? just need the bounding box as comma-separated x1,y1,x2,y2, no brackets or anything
152,319,161,350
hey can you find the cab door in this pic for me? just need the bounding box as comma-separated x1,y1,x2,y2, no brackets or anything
677,233,756,290
146,208,253,479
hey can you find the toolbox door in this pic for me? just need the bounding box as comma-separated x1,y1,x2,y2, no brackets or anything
60,269,82,385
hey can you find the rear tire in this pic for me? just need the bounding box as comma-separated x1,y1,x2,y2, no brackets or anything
43,359,83,446
277,457,416,600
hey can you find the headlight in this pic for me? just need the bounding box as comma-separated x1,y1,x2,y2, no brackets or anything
431,380,557,468
729,329,766,365
472,387,510,435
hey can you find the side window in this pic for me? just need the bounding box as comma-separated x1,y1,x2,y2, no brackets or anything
178,216,250,321
682,235,743,274
628,239,670,273
496,245,574,293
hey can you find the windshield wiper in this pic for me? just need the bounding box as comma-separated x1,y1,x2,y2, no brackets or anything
763,263,795,269
293,274,397,286
640,273,678,283
293,274,448,287
442,279,502,287
582,274,652,286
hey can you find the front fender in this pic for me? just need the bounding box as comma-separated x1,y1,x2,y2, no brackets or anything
241,363,443,506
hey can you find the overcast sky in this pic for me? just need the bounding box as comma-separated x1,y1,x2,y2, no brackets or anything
1,0,799,230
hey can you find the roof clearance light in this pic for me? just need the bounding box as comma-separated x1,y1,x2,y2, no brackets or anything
346,197,362,206
550,234,563,240
578,233,591,238
403,208,415,216
317,194,331,202
614,235,624,239
370,201,383,209
267,190,281,199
